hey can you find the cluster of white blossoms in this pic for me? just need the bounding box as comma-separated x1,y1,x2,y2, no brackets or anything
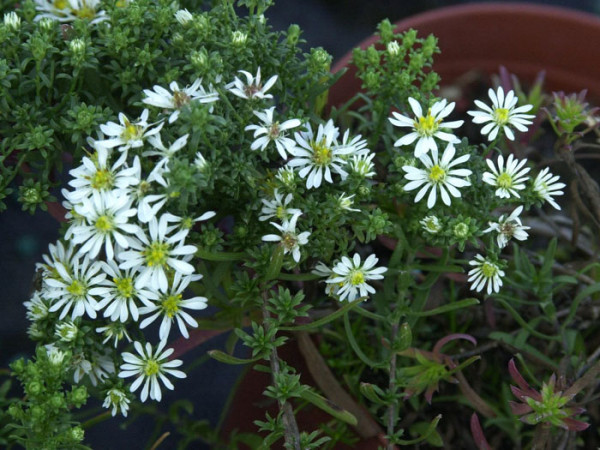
390,87,566,295
34,0,108,25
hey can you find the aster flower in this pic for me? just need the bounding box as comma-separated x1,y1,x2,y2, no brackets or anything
262,211,310,263
275,166,296,187
244,107,301,159
34,0,108,24
119,340,186,402
420,215,442,234
68,191,138,260
118,215,197,292
258,189,301,222
389,97,463,158
402,143,472,209
348,152,376,178
287,120,356,189
532,167,566,210
337,193,360,212
96,322,132,347
483,205,531,248
37,240,76,280
45,255,106,320
103,388,131,417
24,291,50,321
482,153,530,199
325,253,387,302
55,319,78,342
468,87,535,141
45,344,67,366
144,133,189,168
467,254,505,295
96,109,163,153
142,80,218,123
72,351,115,385
139,272,207,340
227,67,277,100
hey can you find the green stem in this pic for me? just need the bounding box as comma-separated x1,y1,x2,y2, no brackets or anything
81,410,111,429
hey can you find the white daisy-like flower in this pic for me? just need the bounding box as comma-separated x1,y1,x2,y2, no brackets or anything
94,260,157,323
144,133,189,167
326,253,387,302
420,215,442,234
45,255,106,320
24,291,49,321
45,344,67,366
72,351,114,386
194,151,208,171
348,152,376,178
65,145,140,203
96,109,163,152
142,80,219,123
275,166,296,187
339,129,370,158
337,193,360,212
118,215,197,292
96,322,132,347
245,107,301,159
483,205,531,248
468,254,505,295
482,153,530,199
226,67,277,100
174,8,193,26
68,191,138,260
312,261,341,297
532,167,566,210
119,340,186,402
402,143,472,209
129,166,169,224
103,388,131,417
389,97,463,158
259,189,301,222
139,272,207,340
37,240,76,279
4,12,21,30
55,319,78,342
467,87,535,141
262,211,310,263
34,0,108,24
287,120,356,189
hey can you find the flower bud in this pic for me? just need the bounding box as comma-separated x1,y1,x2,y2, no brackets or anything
3,12,21,31
174,8,193,26
387,41,400,57
231,30,248,47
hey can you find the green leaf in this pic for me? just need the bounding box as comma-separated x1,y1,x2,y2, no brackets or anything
406,298,479,317
396,414,442,445
279,298,364,331
196,248,245,261
265,245,284,281
409,421,444,447
207,350,260,365
299,389,357,426
359,382,387,405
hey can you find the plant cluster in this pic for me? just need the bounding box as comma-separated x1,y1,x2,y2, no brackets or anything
2,0,600,449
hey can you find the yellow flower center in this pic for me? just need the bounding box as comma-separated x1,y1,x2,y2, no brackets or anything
281,233,297,250
172,90,191,109
493,108,510,125
90,169,113,190
414,111,439,136
143,242,169,267
74,5,96,19
144,359,160,376
121,119,143,142
67,280,86,297
114,277,134,298
428,165,446,183
268,122,281,140
496,172,513,189
53,0,68,9
95,215,114,232
481,262,498,278
350,270,365,286
311,139,332,166
275,205,286,219
115,0,128,7
161,294,182,318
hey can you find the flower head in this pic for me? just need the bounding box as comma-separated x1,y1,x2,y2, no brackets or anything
390,97,463,158
402,143,472,209
244,107,301,159
325,253,387,302
103,388,131,417
227,67,277,100
420,215,442,234
119,340,186,402
532,167,566,210
467,254,505,295
262,212,310,263
259,189,300,222
468,87,535,141
483,205,530,248
34,0,107,24
482,153,530,199
142,80,218,123
348,152,376,178
97,109,163,153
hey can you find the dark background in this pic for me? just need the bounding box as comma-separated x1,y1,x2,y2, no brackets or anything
2,0,599,448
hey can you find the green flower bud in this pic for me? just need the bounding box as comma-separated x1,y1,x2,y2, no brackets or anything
231,30,248,47
70,386,88,407
286,24,300,46
453,222,469,239
3,12,21,31
377,18,393,43
70,427,85,442
366,46,379,65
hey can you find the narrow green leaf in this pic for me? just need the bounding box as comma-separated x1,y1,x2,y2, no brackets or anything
276,272,322,281
207,350,260,365
359,382,387,405
343,312,385,368
406,298,479,317
265,245,284,281
562,281,600,329
396,414,442,445
279,298,364,331
299,389,357,426
196,248,245,261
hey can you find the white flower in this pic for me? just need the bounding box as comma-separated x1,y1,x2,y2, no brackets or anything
287,120,356,189
348,152,376,178
72,351,114,386
97,109,163,152
161,211,216,237
275,166,296,187
326,253,387,301
174,8,192,26
468,254,505,295
259,189,300,222
389,97,463,158
482,153,530,199
45,255,106,320
194,151,208,171
483,205,531,248
387,41,400,56
226,67,277,100
144,133,189,166
103,388,131,417
312,262,341,297
94,260,157,322
262,211,310,263
403,143,472,209
244,107,301,159
55,319,78,342
119,340,186,402
45,344,66,366
337,193,360,212
231,30,248,46
68,191,138,260
468,87,535,141
118,215,197,291
96,322,132,347
34,0,107,24
532,167,566,210
24,291,49,321
139,272,207,340
420,215,442,234
4,12,21,30
142,81,218,123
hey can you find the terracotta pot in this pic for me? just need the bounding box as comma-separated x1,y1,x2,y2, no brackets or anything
329,3,600,108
